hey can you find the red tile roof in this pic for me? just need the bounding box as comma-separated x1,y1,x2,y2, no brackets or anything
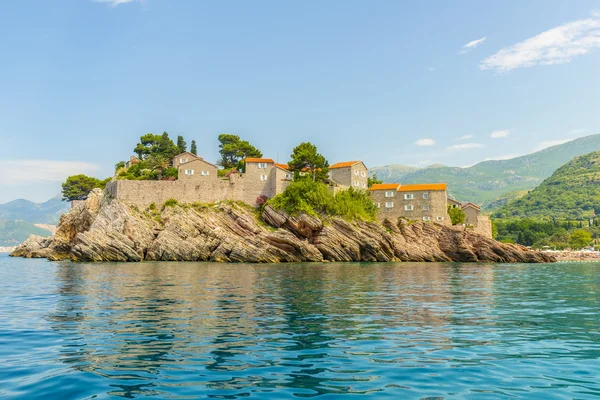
397,183,447,192
245,158,275,163
329,161,362,169
368,183,401,191
274,163,289,170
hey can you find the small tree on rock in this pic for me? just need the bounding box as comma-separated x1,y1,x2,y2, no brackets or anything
62,175,110,202
448,205,466,225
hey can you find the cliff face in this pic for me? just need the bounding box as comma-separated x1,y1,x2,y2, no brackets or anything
11,189,555,263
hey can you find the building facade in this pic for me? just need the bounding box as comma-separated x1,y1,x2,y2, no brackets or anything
328,161,369,190
369,183,450,225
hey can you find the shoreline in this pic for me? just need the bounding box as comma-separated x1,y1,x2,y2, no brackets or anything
543,250,600,262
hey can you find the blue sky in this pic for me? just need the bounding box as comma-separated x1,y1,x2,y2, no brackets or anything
1,0,600,203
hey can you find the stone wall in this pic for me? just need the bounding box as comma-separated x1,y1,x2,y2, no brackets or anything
473,216,493,238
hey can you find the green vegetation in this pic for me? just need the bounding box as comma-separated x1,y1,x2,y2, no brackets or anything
448,206,466,225
163,198,179,209
370,134,600,208
217,134,263,169
134,132,180,160
494,219,599,249
266,180,377,221
190,140,197,155
62,174,111,202
494,150,600,220
367,174,383,188
288,142,329,182
0,220,52,246
176,135,187,153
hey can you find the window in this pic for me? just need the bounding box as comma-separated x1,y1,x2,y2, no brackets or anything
362,182,366,189
423,193,429,199
404,205,413,211
373,202,381,208
180,158,188,164
361,171,366,178
385,191,395,198
423,216,431,221
184,169,194,175
260,174,268,181
437,216,444,221
285,173,292,180
354,170,359,176
404,193,414,200
385,202,394,208
201,171,209,176
353,181,359,187
423,204,429,211
258,163,267,169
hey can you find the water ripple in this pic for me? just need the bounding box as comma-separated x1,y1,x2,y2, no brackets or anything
1,256,599,398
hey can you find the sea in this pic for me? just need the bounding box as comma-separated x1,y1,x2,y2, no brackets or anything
1,253,599,399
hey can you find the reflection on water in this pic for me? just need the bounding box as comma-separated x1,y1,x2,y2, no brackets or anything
1,256,600,399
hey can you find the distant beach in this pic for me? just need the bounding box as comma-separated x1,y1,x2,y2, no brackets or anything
0,247,16,254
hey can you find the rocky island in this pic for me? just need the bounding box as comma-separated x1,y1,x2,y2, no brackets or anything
11,189,554,263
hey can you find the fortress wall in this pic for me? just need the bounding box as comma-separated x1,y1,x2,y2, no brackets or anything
473,216,493,239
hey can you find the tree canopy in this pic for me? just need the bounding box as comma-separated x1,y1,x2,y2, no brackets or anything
190,140,197,155
133,132,179,161
217,134,263,169
448,206,466,225
288,142,329,182
62,175,110,202
176,135,187,154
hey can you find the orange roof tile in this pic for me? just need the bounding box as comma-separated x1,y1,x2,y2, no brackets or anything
397,183,447,192
245,157,275,164
368,183,401,191
274,163,289,170
329,160,361,169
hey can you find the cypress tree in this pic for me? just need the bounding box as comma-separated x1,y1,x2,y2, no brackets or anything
190,140,197,155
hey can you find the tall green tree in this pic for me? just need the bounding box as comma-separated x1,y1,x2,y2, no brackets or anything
217,134,263,169
570,229,592,249
133,132,179,160
62,175,110,201
146,154,171,180
176,135,187,154
190,140,197,155
288,142,329,182
367,174,383,188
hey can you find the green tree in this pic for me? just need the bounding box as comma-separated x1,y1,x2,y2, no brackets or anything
62,175,110,202
367,174,383,188
217,134,263,169
190,140,197,155
176,135,187,154
133,132,179,160
447,205,466,225
146,154,171,180
114,161,125,172
570,229,592,249
288,142,329,182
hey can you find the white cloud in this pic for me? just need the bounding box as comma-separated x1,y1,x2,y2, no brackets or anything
480,12,600,72
447,143,485,150
0,160,101,185
483,154,523,161
459,37,487,54
456,135,474,140
94,0,137,7
490,129,511,138
414,138,436,146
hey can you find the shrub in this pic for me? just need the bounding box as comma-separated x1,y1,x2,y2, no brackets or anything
266,180,377,221
148,202,156,210
256,195,268,206
163,198,178,208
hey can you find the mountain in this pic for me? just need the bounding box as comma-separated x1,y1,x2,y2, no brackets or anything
0,220,52,246
370,134,600,208
0,194,69,224
494,150,600,221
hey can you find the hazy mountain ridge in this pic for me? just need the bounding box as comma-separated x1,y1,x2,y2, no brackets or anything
371,134,600,207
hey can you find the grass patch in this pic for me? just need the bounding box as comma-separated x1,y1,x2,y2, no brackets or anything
266,180,377,222
162,198,178,209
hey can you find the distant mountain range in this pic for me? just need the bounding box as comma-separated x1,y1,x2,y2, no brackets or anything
371,134,600,208
0,194,68,246
494,150,600,221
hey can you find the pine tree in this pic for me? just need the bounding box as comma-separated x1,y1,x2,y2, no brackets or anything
190,140,197,155
176,136,187,153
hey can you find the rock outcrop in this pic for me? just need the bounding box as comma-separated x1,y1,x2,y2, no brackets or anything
11,189,555,263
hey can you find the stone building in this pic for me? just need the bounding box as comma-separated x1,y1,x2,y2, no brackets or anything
108,153,293,208
369,183,450,225
462,202,481,226
328,161,368,189
447,197,492,238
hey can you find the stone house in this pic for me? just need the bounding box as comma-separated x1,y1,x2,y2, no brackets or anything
172,152,200,168
328,161,368,190
177,158,219,181
462,202,481,226
369,183,450,225
124,155,140,169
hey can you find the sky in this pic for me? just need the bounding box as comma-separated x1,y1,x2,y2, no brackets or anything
1,0,600,203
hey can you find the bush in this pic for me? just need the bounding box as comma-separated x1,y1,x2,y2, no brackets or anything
256,195,268,206
266,180,377,221
163,198,178,209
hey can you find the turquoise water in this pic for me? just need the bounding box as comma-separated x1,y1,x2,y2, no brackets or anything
1,255,599,399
